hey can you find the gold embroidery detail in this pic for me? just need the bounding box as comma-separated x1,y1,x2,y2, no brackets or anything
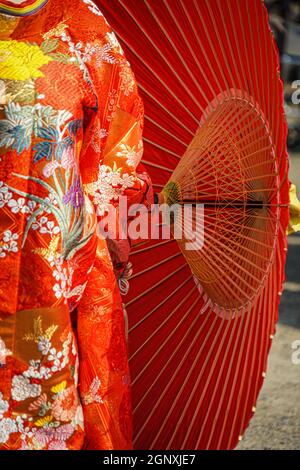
43,22,68,40
23,316,58,343
51,381,67,394
35,415,53,427
33,235,60,261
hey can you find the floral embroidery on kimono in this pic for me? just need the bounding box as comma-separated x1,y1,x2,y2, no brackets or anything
0,0,149,450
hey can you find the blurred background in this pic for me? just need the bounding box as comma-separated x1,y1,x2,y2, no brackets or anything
238,0,300,450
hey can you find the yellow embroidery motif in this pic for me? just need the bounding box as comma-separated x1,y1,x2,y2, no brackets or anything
35,415,53,427
0,40,52,81
33,235,60,261
51,381,67,394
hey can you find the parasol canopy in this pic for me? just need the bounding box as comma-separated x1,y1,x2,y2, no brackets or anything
97,0,290,449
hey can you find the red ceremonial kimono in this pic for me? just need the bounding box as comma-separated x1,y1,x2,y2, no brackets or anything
0,0,149,450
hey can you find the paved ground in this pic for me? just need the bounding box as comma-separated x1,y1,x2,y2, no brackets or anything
237,151,300,450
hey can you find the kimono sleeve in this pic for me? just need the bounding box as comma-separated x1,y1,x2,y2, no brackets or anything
79,19,152,241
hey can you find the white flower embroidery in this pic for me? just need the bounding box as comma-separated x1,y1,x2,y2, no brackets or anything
11,375,42,402
47,334,72,372
3,230,18,244
81,376,103,405
119,62,136,96
39,192,59,214
94,43,116,67
91,127,108,153
27,201,37,213
0,417,18,444
82,42,94,62
116,141,144,167
32,216,60,236
59,24,115,77
0,337,12,365
53,267,67,284
83,0,103,16
8,197,30,214
0,230,19,258
85,164,136,216
45,193,58,206
1,327,77,449
0,182,12,208
106,31,124,55
0,394,20,444
0,186,36,213
0,393,9,418
52,260,72,300
92,190,120,216
23,359,51,381
53,283,64,299
69,41,83,53
23,361,50,381
37,337,51,356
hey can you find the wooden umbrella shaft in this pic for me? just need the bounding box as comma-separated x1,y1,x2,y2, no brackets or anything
154,194,288,208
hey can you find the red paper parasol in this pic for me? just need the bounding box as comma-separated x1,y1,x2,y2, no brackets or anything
97,0,290,449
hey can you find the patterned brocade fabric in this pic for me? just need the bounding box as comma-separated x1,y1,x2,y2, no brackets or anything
0,0,147,450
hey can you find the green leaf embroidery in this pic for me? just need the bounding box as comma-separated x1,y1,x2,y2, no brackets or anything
40,38,59,54
48,52,73,64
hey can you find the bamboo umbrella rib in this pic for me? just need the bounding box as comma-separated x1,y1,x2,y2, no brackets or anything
180,0,224,105
152,309,230,448
115,39,199,127
144,115,189,146
131,284,199,367
186,224,265,295
129,252,182,280
249,253,278,410
151,312,223,449
205,0,236,89
138,83,196,135
129,274,193,334
178,0,220,101
126,264,187,309
135,303,219,444
131,238,175,255
227,263,271,446
193,0,229,93
203,222,275,258
163,0,217,107
119,0,206,116
140,159,173,173
144,0,207,114
132,297,203,388
142,138,182,158
214,290,262,448
216,0,243,93
204,281,260,448
182,302,246,448
185,244,265,449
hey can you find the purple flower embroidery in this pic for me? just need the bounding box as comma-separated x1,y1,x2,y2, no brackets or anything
62,178,84,209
